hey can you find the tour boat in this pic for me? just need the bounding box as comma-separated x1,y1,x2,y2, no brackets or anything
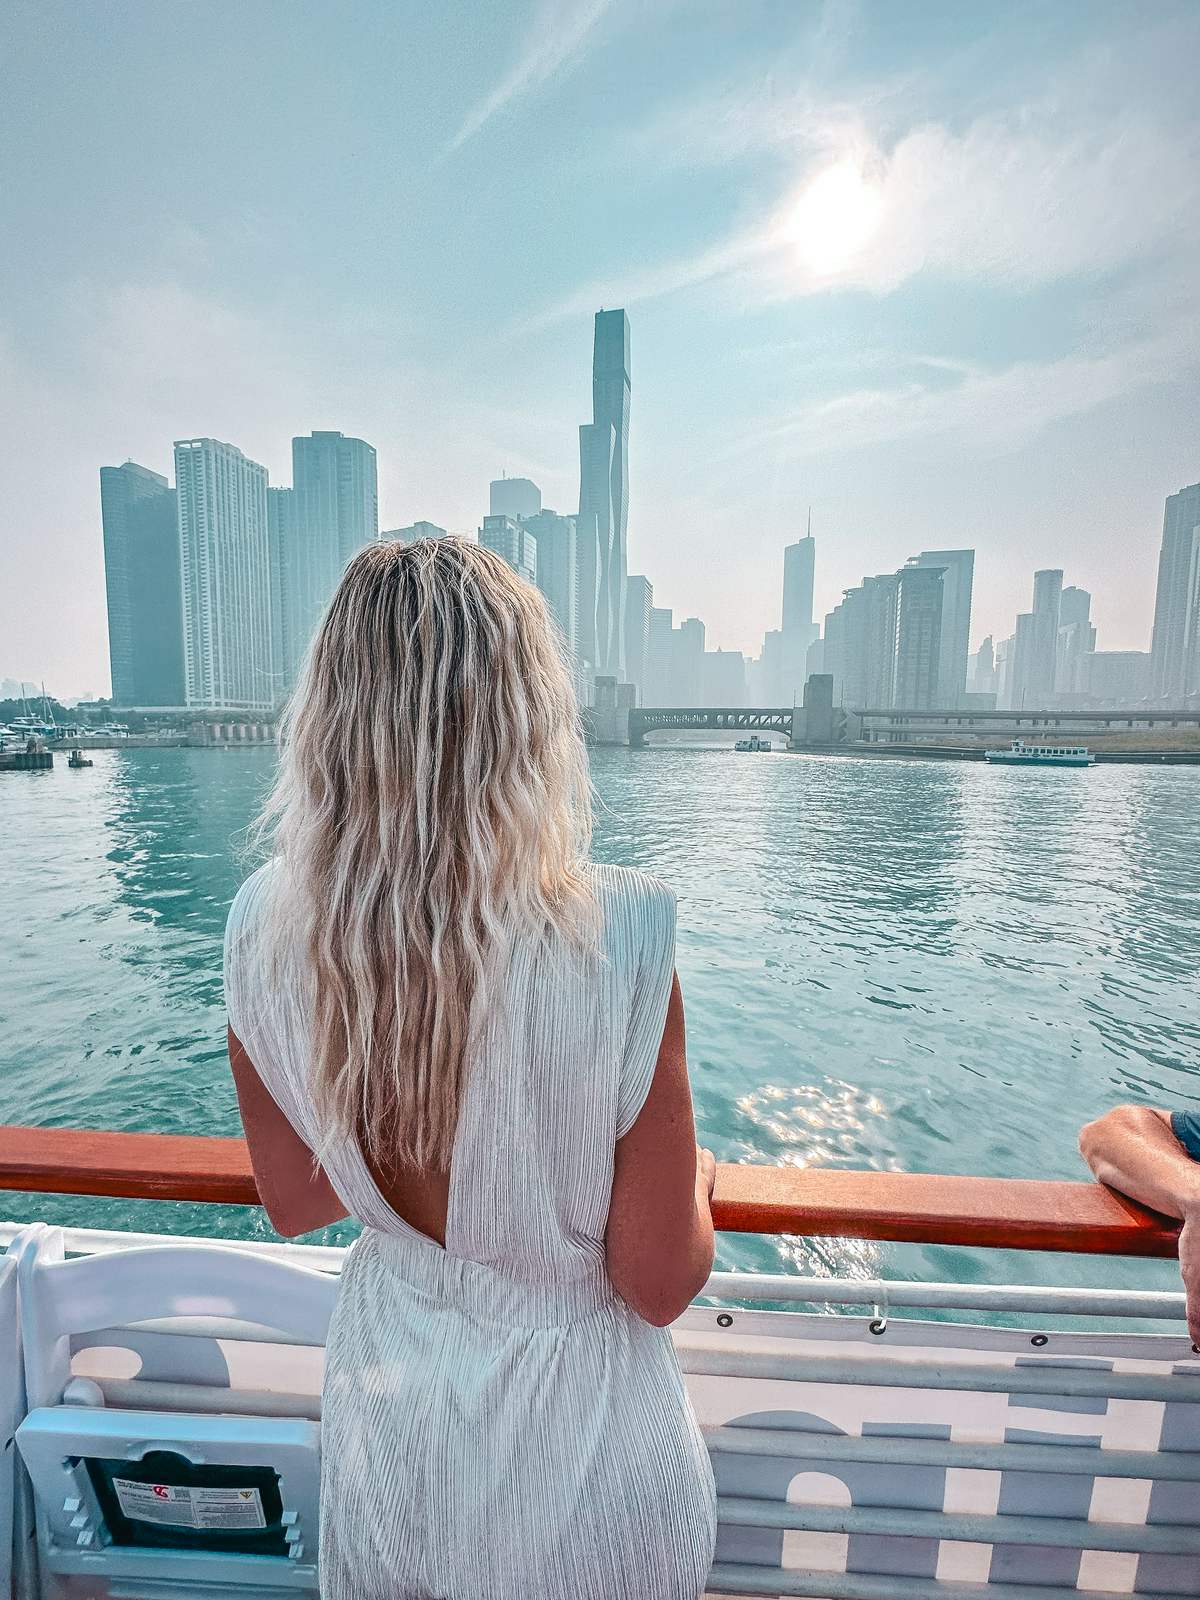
985,739,1095,767
2,1125,1197,1599
734,736,772,752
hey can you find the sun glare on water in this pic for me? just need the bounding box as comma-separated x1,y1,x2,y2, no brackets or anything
787,159,885,276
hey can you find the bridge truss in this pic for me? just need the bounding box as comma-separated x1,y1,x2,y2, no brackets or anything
629,706,795,747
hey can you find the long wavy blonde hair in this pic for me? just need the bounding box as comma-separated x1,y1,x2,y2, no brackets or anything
253,536,595,1170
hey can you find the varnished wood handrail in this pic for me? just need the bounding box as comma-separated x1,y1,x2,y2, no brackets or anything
0,1125,1181,1257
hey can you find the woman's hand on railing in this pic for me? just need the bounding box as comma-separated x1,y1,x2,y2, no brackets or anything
696,1146,716,1202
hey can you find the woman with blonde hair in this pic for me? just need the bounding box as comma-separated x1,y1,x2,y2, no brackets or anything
224,537,717,1598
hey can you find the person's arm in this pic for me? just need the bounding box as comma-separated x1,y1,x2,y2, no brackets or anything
228,1026,349,1238
1079,1105,1200,1345
605,973,715,1326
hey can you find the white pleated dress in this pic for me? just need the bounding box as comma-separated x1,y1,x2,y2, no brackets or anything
224,861,717,1600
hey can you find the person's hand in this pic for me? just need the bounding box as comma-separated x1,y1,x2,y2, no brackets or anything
696,1146,716,1200
1179,1211,1200,1348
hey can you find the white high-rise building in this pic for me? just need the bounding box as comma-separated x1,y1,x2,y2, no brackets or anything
292,430,377,646
578,310,630,683
480,514,536,585
780,532,819,702
624,574,653,701
175,438,273,711
910,549,974,707
524,511,578,665
1150,482,1200,699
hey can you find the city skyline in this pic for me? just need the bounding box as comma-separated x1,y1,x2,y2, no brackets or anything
3,2,1197,697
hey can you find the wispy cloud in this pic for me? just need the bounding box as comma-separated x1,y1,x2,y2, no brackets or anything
529,95,1199,327
448,0,613,153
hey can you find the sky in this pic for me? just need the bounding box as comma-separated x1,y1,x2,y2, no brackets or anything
2,0,1198,699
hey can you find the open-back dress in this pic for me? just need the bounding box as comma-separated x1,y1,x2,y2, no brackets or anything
224,860,717,1599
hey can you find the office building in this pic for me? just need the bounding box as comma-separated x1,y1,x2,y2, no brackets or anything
288,431,378,678
1088,650,1151,705
892,563,945,709
822,558,947,711
578,309,630,682
480,514,536,585
1008,569,1062,708
624,575,653,701
99,461,184,706
672,617,705,706
783,534,815,633
489,477,541,520
175,438,272,712
524,511,578,663
267,487,298,698
758,629,784,703
702,648,746,706
384,521,447,543
910,549,974,706
645,606,674,705
968,636,996,697
1055,586,1096,697
780,530,819,703
1150,482,1200,699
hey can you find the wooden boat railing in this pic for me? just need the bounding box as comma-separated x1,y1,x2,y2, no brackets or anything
0,1124,1180,1257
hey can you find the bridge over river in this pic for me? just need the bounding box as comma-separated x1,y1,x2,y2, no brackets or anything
603,701,1200,750
627,706,797,748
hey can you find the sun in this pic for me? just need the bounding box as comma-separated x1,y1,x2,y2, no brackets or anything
787,159,885,276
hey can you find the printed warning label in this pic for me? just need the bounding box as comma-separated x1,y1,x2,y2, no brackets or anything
111,1478,267,1530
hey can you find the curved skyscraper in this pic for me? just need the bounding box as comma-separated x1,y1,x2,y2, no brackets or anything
578,309,630,683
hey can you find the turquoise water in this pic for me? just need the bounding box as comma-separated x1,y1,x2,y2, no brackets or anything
2,745,1198,1297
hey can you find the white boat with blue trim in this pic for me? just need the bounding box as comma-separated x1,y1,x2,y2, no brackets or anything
985,739,1095,767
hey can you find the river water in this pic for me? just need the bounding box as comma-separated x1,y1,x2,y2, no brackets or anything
2,745,1198,1297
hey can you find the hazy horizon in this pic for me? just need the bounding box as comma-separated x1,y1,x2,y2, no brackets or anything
3,0,1198,699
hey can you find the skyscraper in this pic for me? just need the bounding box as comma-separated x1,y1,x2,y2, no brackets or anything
1055,586,1095,697
175,438,272,711
968,635,996,697
99,461,184,705
672,617,705,706
524,510,578,664
267,486,298,699
480,514,536,585
288,431,378,677
490,477,541,520
624,574,653,701
1009,569,1062,708
782,534,815,634
578,309,630,682
780,530,819,701
910,549,974,706
645,606,673,705
892,563,945,709
1150,482,1200,699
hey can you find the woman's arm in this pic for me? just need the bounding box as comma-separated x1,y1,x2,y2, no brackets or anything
1079,1105,1200,1345
605,973,715,1326
228,1026,349,1238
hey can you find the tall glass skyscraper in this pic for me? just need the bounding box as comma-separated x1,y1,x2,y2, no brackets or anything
99,461,184,706
287,431,378,683
780,531,818,701
175,438,272,712
911,548,974,707
1150,482,1200,699
578,309,630,682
